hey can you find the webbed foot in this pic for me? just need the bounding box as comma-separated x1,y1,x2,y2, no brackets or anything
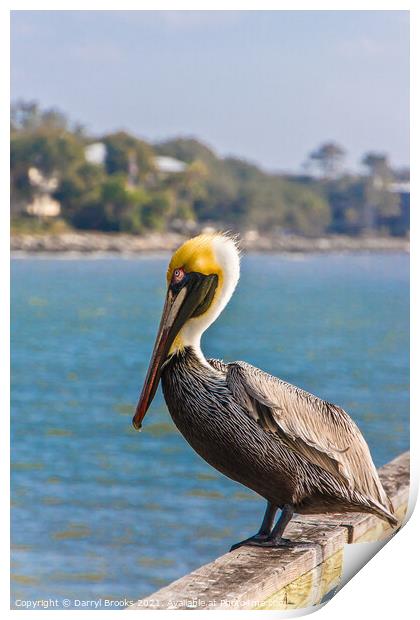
230,537,315,551
229,533,270,551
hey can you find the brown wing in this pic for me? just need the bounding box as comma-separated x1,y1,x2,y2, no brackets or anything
226,361,395,519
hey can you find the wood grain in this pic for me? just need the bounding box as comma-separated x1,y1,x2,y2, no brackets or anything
128,451,409,610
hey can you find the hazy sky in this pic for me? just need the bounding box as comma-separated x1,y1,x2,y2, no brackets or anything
11,10,409,172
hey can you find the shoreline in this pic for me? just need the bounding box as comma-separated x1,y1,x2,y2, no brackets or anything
10,231,410,255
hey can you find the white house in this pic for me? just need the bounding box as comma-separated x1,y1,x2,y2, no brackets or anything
85,142,107,166
154,156,187,174
26,167,61,217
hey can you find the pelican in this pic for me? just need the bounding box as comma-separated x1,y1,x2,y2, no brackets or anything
133,232,397,549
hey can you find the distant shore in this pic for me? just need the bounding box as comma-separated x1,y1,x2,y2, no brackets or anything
10,231,409,255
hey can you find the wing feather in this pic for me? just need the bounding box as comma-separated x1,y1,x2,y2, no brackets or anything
226,361,394,517
207,358,228,374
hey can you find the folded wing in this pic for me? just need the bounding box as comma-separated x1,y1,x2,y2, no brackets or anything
226,361,395,523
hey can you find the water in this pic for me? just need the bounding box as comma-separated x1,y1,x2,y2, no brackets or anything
11,253,409,607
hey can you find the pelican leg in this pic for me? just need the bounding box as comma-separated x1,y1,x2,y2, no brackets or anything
229,502,278,551
230,504,297,550
264,503,294,545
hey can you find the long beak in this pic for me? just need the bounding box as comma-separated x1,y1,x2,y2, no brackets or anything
132,273,218,431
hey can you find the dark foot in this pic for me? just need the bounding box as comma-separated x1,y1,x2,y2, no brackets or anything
230,537,315,551
229,533,270,551
248,538,316,549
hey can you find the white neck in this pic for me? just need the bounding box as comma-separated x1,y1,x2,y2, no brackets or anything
178,235,240,363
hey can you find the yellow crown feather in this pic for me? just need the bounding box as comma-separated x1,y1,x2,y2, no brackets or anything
167,233,229,284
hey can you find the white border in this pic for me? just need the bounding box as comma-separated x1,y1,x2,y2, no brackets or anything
4,3,417,619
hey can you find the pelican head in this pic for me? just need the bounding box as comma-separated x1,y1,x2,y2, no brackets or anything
133,232,240,430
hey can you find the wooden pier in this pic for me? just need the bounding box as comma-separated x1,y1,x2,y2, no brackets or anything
128,451,410,611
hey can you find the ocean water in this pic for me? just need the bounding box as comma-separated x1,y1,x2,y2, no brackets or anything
11,253,409,608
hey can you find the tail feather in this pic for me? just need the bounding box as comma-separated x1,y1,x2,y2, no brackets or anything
369,497,398,528
365,466,399,527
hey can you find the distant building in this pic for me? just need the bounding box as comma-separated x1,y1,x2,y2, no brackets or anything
85,142,107,166
28,167,59,193
26,167,61,217
155,156,187,174
390,181,410,195
84,144,187,177
390,181,410,236
26,195,61,217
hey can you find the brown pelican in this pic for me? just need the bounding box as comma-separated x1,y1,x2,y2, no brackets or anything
133,232,397,549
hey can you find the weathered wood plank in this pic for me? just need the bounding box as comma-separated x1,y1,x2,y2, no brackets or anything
129,524,346,610
254,549,344,610
128,451,409,611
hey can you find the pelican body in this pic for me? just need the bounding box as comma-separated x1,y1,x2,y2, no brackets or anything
133,233,397,548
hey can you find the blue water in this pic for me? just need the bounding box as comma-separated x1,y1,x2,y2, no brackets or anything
11,253,409,608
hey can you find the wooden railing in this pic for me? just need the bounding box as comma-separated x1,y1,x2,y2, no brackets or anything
128,451,409,611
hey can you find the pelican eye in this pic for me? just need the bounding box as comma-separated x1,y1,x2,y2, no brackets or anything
172,267,185,285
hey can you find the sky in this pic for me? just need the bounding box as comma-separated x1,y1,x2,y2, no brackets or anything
11,10,409,173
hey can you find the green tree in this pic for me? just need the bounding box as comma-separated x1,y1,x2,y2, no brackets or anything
54,161,105,226
11,100,69,133
102,132,155,182
361,152,399,231
281,181,331,235
307,142,346,179
11,115,87,214
324,176,366,234
11,100,408,238
155,137,218,167
160,160,208,225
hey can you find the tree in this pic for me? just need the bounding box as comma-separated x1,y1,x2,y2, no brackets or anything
281,181,331,235
155,137,217,166
307,142,346,179
361,152,399,231
11,100,74,133
10,117,86,214
160,160,208,226
362,152,390,178
324,176,366,235
11,100,409,238
102,132,155,182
